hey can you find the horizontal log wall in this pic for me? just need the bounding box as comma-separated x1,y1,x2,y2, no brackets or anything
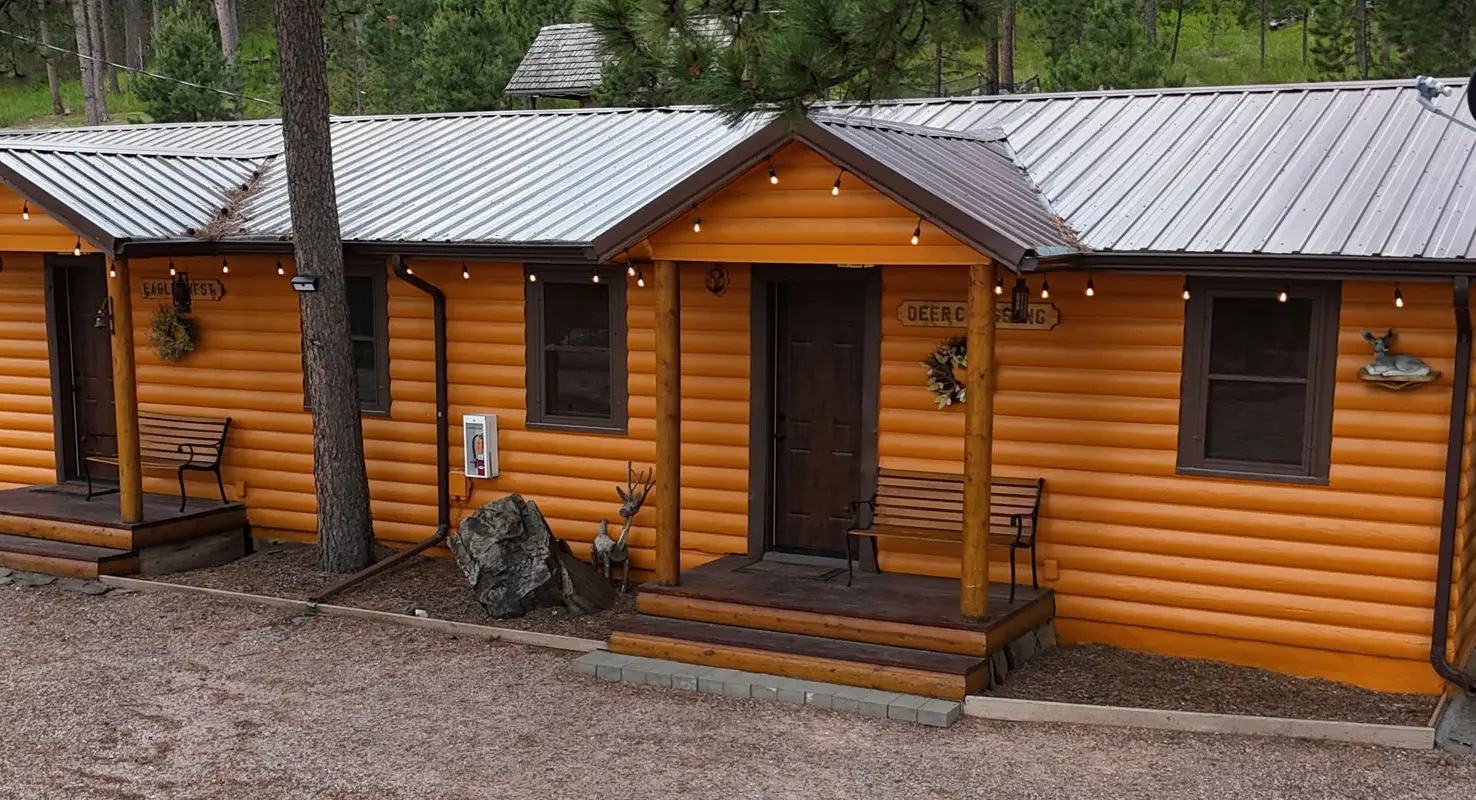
0,187,99,254
878,268,1454,692
0,255,55,488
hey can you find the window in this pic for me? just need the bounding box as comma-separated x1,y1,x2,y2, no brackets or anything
525,266,627,433
303,263,390,415
1177,279,1339,483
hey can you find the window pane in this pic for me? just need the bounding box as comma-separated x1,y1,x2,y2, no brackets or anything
1205,380,1306,465
347,275,376,338
353,339,379,403
546,349,612,418
544,282,610,349
1208,296,1312,378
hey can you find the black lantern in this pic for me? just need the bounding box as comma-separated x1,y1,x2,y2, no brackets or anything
1010,277,1030,323
171,270,192,315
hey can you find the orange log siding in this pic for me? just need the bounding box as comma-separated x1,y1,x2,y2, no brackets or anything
0,254,55,488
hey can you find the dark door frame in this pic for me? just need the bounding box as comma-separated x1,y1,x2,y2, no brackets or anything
746,265,882,560
43,254,110,483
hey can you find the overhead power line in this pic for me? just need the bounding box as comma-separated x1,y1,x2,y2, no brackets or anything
0,27,280,108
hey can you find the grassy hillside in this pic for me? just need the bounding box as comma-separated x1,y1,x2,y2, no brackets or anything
0,12,1330,130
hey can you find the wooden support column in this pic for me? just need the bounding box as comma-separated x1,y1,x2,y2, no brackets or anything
961,262,997,619
107,256,143,524
654,260,682,586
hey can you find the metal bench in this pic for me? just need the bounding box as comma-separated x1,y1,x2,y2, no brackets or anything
847,468,1044,601
85,411,232,512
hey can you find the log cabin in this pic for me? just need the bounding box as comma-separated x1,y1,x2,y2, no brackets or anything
0,78,1473,701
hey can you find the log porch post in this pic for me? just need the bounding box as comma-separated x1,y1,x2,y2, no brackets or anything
961,261,997,619
654,260,682,585
107,256,143,524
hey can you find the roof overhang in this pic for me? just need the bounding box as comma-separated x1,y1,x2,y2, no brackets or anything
0,164,117,254
1070,252,1476,280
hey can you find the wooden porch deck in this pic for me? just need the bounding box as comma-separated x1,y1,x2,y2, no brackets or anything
610,554,1055,699
0,484,249,578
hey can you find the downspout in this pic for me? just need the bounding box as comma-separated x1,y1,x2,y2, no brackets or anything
1435,275,1476,694
309,256,452,604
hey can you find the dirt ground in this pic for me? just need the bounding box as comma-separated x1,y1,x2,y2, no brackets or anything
168,540,636,641
2,585,1474,800
989,643,1438,727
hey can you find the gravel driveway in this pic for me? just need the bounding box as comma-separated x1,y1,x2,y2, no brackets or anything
1,586,1472,800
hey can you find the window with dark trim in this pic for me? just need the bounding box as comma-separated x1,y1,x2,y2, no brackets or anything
1177,279,1340,483
525,265,627,433
303,263,391,415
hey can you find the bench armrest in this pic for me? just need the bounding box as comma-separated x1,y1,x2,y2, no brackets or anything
1009,513,1030,544
848,498,875,530
177,442,221,466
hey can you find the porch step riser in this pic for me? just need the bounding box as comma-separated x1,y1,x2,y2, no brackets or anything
0,513,134,550
0,549,137,579
608,631,974,700
637,592,990,656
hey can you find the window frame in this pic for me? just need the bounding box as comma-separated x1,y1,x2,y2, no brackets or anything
1176,278,1340,485
302,261,391,417
524,264,628,434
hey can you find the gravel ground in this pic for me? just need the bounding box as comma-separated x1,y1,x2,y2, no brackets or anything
167,541,636,641
990,643,1438,727
0,586,1472,800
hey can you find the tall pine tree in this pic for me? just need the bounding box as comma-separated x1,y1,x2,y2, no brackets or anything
1308,0,1355,79
1377,0,1476,76
1026,0,1169,90
137,0,240,121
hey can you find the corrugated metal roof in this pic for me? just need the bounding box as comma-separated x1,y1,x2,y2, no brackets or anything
0,118,282,155
811,115,1071,260
505,23,605,97
835,78,1476,259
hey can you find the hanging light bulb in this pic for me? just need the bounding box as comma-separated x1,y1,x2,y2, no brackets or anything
636,267,646,288
527,271,537,283
1085,275,1095,297
221,257,230,275
169,259,177,277
627,264,637,277
21,201,29,221
592,271,601,284
995,277,1005,296
832,169,844,196
1041,278,1051,299
911,217,922,246
275,261,285,276
462,263,471,280
1394,284,1404,308
108,264,117,278
693,216,702,233
1278,287,1288,303
768,160,778,184
1182,279,1191,301
73,238,81,256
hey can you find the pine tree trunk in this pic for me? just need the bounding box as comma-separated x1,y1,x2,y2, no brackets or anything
986,34,999,94
273,0,375,573
1353,0,1368,77
1001,1,1015,89
86,0,110,119
123,0,143,69
151,0,161,37
1302,5,1309,64
1145,0,1158,44
214,0,239,63
38,0,65,115
1259,0,1267,68
934,42,942,96
71,0,102,123
1171,0,1185,62
99,0,120,92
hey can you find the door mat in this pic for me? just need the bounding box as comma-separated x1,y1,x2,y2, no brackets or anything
733,560,846,582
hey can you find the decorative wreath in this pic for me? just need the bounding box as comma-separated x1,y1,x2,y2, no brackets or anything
922,337,967,409
148,305,197,363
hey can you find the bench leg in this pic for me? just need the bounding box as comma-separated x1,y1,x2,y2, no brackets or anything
1030,541,1039,590
213,467,228,505
177,467,188,513
845,534,854,587
1009,547,1018,604
84,460,95,501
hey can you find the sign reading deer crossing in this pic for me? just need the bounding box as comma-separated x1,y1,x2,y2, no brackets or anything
897,300,1060,331
141,279,227,302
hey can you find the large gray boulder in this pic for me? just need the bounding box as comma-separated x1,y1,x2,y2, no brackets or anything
449,494,615,619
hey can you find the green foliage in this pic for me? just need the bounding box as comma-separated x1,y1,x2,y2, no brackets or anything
412,0,571,112
1377,0,1476,77
1026,0,1171,90
1307,0,1355,79
148,306,197,363
361,0,441,113
136,1,242,122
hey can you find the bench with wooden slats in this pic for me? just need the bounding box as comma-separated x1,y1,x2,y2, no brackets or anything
85,411,232,511
847,469,1044,601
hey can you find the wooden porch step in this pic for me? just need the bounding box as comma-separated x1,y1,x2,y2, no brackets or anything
0,511,134,550
0,532,137,579
637,591,991,656
608,615,990,700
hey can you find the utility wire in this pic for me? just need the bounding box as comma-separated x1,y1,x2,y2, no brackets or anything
0,27,280,108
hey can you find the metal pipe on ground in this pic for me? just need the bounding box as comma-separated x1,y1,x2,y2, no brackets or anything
1434,275,1476,695
308,256,452,605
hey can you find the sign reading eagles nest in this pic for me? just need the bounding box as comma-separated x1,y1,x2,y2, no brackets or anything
141,279,227,302
896,300,1060,330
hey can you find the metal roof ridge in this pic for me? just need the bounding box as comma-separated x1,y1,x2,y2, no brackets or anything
808,112,1006,143
0,139,279,160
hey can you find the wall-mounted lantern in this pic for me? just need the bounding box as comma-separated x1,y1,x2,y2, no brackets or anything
1010,277,1030,323
291,274,321,293
93,297,114,334
171,270,192,314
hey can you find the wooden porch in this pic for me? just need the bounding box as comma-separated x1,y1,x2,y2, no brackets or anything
610,555,1054,700
0,484,249,578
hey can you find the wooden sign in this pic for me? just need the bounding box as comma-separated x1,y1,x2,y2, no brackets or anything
896,299,1060,331
141,278,227,302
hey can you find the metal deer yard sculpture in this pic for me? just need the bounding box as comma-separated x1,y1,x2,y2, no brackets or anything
591,462,654,590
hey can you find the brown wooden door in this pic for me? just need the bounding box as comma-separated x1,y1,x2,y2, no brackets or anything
53,259,116,480
770,278,867,555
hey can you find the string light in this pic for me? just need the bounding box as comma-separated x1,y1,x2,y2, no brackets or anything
462,262,470,280
168,259,177,277
911,217,922,246
592,270,601,284
627,263,637,277
1040,278,1051,299
635,266,646,288
276,261,285,276
832,169,844,196
1085,275,1095,297
108,264,116,278
72,238,81,256
1394,284,1404,308
995,277,1004,295
405,265,414,275
693,215,702,233
1182,279,1191,301
1278,287,1288,303
768,160,778,185
221,257,230,275
527,271,537,283
21,201,29,221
